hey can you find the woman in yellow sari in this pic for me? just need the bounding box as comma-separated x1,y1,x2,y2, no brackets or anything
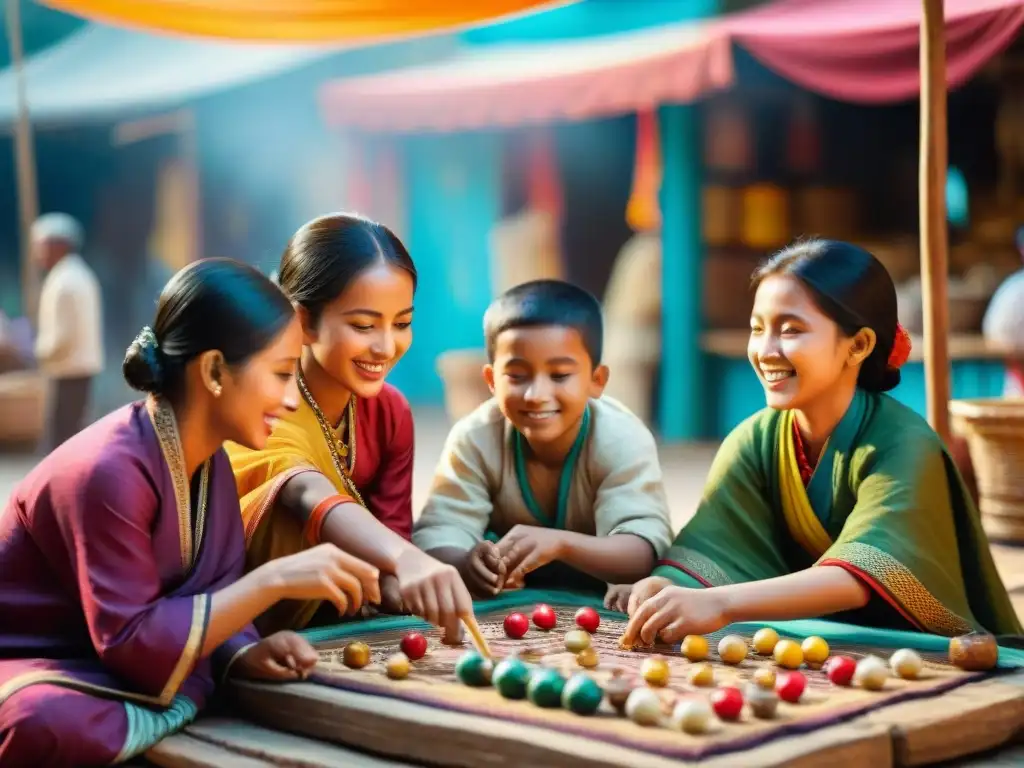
228,214,473,638
620,239,1021,646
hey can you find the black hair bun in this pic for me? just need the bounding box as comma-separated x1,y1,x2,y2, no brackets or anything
122,328,165,394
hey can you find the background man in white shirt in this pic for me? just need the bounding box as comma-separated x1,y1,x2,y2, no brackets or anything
31,213,103,452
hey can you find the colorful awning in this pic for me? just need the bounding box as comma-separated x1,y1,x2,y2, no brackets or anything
319,21,734,132
724,0,1024,104
40,0,575,43
318,0,1024,133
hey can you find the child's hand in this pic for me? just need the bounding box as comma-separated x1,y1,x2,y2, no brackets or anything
459,541,506,597
604,583,632,613
234,631,319,681
622,586,730,647
626,575,673,616
497,525,567,585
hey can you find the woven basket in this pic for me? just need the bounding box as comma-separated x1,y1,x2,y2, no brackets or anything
950,398,1024,543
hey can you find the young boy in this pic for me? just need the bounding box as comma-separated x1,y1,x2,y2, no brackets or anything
413,279,673,598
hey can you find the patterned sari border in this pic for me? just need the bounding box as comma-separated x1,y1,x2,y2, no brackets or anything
159,593,210,705
819,541,975,637
0,671,166,709
658,547,732,587
242,465,320,547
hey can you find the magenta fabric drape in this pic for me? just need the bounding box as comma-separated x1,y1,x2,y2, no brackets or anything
725,0,1024,104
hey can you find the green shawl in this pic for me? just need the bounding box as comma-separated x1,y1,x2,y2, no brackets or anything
655,389,1022,637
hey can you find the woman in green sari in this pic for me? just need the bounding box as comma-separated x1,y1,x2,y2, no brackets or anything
620,239,1021,647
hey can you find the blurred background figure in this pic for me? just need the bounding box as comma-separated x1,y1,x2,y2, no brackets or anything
31,213,103,452
982,225,1024,396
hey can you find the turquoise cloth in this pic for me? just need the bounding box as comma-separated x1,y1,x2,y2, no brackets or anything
115,695,198,763
301,588,1024,669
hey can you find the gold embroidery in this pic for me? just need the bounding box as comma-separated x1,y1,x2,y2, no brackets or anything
669,547,734,587
1,671,165,708
820,541,975,636
242,465,319,546
296,367,365,508
778,409,833,559
0,594,211,709
220,641,258,686
158,594,209,704
147,397,211,572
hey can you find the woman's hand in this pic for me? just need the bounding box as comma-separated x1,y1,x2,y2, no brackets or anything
622,586,731,647
260,543,381,617
234,631,319,681
395,550,475,642
625,575,673,617
604,584,632,613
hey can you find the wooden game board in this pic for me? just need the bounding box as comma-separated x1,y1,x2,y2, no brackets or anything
225,591,1024,767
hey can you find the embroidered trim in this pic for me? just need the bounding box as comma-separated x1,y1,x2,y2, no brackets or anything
243,465,320,547
778,409,833,559
147,398,210,572
220,641,259,687
658,547,733,587
157,593,209,705
818,541,975,637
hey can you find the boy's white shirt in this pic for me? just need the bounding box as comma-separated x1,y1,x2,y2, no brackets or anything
413,396,673,557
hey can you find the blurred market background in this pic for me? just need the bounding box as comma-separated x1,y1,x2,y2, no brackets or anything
1,0,1023,525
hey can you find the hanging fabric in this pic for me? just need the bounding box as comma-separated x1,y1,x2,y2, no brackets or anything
41,0,570,43
625,109,661,233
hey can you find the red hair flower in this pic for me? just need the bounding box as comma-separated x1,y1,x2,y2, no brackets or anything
887,322,912,370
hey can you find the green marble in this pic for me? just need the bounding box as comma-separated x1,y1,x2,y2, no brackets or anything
561,673,603,716
455,651,493,687
492,657,531,700
526,668,566,708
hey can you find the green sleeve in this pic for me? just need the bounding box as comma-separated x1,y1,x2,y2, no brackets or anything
818,437,1021,636
656,413,790,587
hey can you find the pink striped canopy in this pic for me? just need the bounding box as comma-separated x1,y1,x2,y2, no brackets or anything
319,0,1024,133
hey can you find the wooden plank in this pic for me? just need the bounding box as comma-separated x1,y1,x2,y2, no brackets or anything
148,718,419,768
855,672,1024,766
230,680,893,768
147,733,272,768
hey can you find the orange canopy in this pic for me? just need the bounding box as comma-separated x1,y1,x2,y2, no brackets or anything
40,0,573,43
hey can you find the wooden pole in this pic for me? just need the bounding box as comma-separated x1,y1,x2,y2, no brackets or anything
5,0,40,323
920,0,951,444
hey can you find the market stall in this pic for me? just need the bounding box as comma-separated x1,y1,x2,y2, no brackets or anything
318,0,1024,440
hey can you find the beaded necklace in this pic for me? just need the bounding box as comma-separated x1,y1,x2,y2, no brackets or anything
296,367,365,508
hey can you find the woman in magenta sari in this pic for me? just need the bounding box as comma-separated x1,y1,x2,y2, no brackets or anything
0,259,381,766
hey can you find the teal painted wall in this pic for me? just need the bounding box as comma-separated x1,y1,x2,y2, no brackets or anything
389,132,501,403
703,357,1007,438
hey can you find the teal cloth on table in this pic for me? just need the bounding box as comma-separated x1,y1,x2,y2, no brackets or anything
300,588,1024,669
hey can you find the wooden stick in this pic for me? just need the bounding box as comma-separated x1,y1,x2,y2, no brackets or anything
461,615,493,660
5,0,40,324
919,0,951,445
